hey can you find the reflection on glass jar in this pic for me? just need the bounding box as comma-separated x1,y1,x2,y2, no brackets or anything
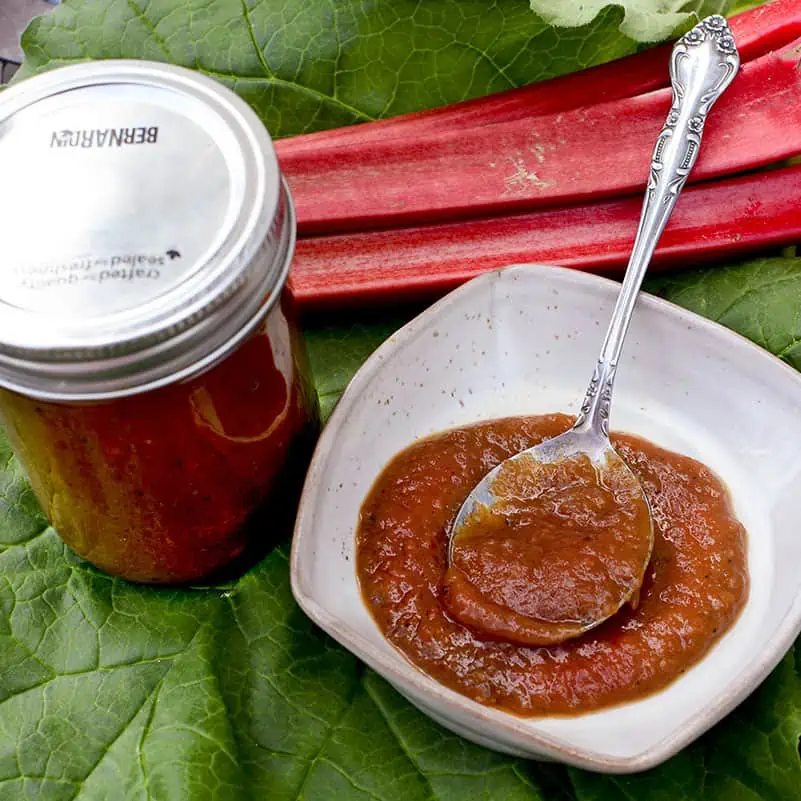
0,298,318,584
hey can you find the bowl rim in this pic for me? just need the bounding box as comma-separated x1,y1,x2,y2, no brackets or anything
291,263,801,773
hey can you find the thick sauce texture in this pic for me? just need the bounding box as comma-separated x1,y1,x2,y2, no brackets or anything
444,451,653,646
0,298,318,584
356,415,748,715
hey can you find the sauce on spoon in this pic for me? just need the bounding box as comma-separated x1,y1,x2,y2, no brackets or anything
443,451,652,645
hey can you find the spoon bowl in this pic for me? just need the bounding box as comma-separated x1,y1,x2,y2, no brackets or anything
447,15,741,643
446,427,654,645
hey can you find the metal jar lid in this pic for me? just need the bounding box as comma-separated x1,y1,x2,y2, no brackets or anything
0,60,294,401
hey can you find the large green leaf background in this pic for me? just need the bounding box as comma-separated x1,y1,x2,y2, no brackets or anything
2,1,800,799
19,0,727,137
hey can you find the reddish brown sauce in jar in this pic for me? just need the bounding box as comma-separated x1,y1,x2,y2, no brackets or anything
0,301,318,584
356,415,748,716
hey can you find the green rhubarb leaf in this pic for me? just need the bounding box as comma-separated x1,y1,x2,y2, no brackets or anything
20,0,727,139
646,256,801,371
305,311,412,421
530,0,729,43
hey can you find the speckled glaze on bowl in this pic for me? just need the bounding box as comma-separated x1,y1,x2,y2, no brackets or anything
291,264,801,773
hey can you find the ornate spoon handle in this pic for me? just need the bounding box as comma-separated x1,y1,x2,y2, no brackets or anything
576,16,740,436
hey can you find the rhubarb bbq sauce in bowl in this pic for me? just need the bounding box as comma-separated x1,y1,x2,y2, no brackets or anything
0,62,318,584
357,414,749,715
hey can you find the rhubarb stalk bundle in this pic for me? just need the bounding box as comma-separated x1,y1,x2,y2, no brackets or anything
277,0,801,308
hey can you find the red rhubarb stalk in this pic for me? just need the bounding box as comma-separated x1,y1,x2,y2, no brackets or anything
276,0,801,157
288,165,801,309
282,37,801,235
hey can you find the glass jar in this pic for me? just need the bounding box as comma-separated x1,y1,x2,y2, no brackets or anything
0,62,319,583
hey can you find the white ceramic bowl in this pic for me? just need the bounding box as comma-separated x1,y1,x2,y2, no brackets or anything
291,265,801,773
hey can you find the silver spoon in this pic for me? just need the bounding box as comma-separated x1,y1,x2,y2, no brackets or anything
447,16,741,643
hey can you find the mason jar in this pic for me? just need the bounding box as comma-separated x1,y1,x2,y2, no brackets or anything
0,61,319,583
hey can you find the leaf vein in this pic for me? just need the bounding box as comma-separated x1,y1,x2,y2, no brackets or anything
124,0,171,60
362,676,437,801
292,663,365,801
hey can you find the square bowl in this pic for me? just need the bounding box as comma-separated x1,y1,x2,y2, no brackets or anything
291,264,801,773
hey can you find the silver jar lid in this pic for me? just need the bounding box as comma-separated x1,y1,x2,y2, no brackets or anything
0,60,294,401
